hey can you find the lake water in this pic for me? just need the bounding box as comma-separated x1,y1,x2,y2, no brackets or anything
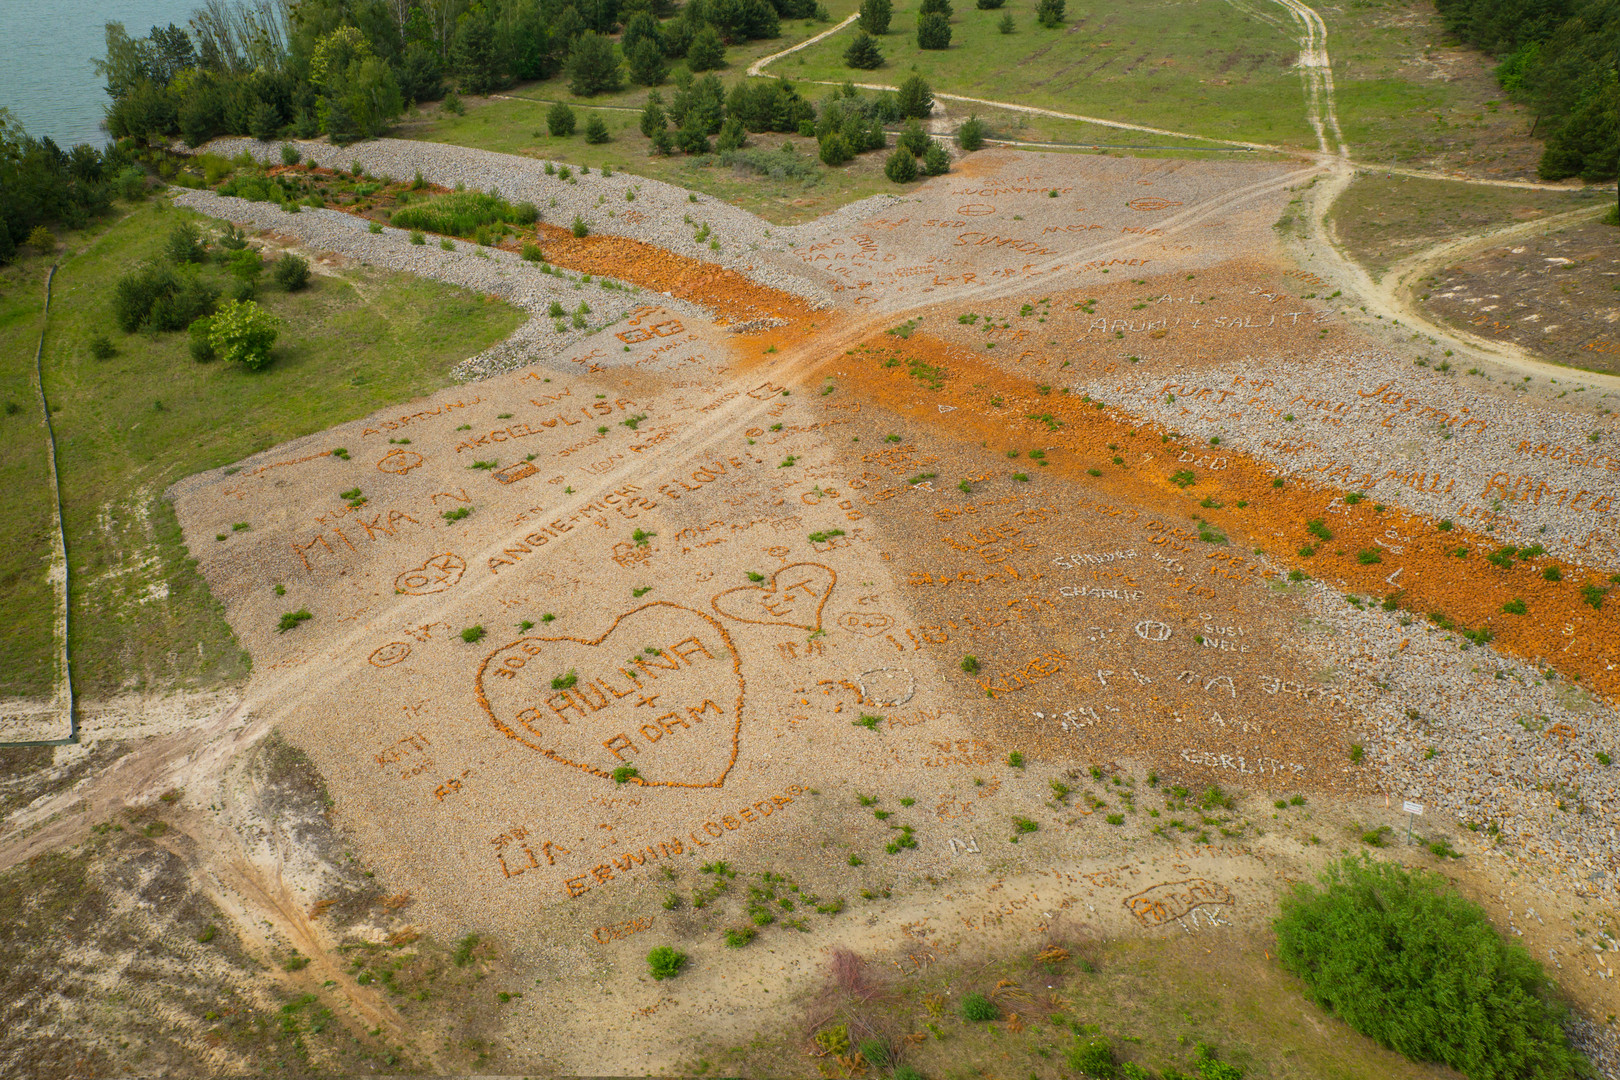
0,0,200,148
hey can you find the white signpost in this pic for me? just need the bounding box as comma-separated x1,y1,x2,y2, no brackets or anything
1403,800,1424,843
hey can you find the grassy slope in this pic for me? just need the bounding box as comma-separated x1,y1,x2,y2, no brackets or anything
11,199,525,697
777,0,1314,146
1329,173,1603,278
0,258,59,697
701,932,1462,1079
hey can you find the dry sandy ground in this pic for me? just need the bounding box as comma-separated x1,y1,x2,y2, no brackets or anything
10,147,1617,1075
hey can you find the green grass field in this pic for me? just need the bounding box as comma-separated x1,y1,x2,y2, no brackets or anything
1,199,524,698
0,258,62,698
769,0,1315,147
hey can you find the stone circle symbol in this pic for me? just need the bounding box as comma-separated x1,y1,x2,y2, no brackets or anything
859,668,915,706
369,641,412,668
378,448,425,475
1134,619,1172,642
395,553,467,595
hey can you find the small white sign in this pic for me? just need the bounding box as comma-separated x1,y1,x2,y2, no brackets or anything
1402,800,1424,816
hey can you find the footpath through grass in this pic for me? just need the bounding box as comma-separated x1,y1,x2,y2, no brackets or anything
8,199,524,698
1330,173,1604,278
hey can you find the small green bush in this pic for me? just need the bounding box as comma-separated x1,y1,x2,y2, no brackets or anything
188,316,216,362
461,625,485,643
959,991,997,1021
646,945,687,979
884,147,919,182
209,298,278,370
957,115,987,150
89,335,116,360
1067,1036,1116,1077
272,254,310,291
584,115,611,143
1274,856,1579,1080
546,102,576,136
277,609,312,632
572,215,589,238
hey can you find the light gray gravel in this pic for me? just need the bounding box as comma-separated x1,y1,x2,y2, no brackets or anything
193,136,904,309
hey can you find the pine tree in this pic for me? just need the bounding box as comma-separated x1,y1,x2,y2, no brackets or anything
627,37,669,86
919,0,953,16
687,26,726,72
585,115,611,143
917,12,951,49
922,139,951,175
858,0,892,34
566,31,624,96
1036,0,1065,28
896,74,934,118
640,92,667,138
884,147,918,182
548,101,577,136
844,30,884,69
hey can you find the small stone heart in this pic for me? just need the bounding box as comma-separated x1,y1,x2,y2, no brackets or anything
711,563,836,632
476,602,743,788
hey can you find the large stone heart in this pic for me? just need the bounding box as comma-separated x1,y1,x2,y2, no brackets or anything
710,563,836,631
475,602,743,789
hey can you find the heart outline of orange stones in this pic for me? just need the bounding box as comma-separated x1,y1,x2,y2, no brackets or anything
474,601,744,789
710,562,836,632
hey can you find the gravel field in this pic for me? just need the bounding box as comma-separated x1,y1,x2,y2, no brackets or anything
1075,347,1620,571
193,136,901,310
1296,583,1619,899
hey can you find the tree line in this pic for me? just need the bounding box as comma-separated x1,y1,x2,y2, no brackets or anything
1433,0,1617,180
0,110,146,264
98,0,829,148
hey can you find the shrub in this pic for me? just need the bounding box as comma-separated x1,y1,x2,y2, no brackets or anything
89,335,116,360
819,132,854,166
640,94,667,138
1036,0,1065,26
273,254,311,291
391,191,535,237
114,165,147,201
27,225,53,252
647,945,687,980
279,143,301,166
957,115,987,150
716,116,747,152
977,0,1005,7
208,298,278,370
442,89,464,115
1275,856,1578,1080
461,625,485,643
547,102,577,137
845,30,885,68
225,248,264,285
571,215,589,238
1067,1037,1116,1077
859,0,892,33
520,242,543,262
278,609,312,632
917,11,952,48
188,317,216,362
881,148,920,181
959,991,997,1021
999,12,1016,31
898,118,929,155
723,927,756,948
165,223,207,264
584,115,610,143
112,262,219,333
922,139,951,175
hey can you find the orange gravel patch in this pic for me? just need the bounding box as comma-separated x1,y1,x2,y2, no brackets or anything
831,330,1620,699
